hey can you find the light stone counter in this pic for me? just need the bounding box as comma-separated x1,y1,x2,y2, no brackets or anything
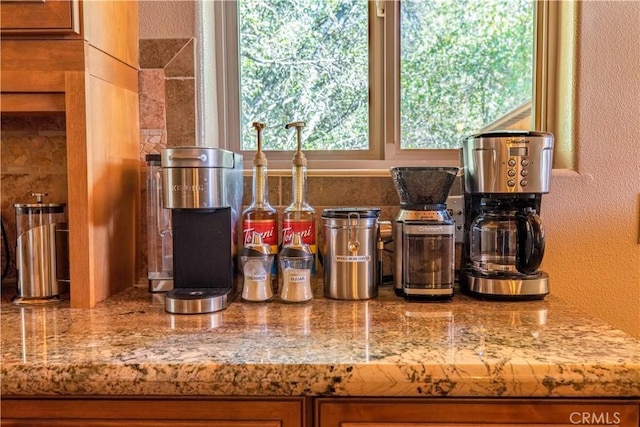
1,285,639,397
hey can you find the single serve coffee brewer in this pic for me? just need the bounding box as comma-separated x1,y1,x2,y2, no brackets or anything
161,147,243,314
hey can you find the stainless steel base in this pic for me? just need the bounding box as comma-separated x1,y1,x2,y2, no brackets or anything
403,287,453,297
12,295,61,305
401,287,453,301
165,288,231,314
461,271,549,300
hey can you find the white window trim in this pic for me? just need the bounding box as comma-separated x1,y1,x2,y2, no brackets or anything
204,0,574,174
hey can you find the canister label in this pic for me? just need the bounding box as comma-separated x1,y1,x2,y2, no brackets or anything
336,255,371,262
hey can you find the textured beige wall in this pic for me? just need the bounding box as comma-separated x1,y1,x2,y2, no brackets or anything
139,0,194,39
137,1,640,337
543,1,640,337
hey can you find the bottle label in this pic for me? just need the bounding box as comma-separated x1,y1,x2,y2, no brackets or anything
281,219,316,246
281,268,312,302
242,219,278,246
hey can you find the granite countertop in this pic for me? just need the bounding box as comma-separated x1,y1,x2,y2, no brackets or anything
1,284,639,398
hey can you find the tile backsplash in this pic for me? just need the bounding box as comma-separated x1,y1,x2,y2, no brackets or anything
1,114,68,282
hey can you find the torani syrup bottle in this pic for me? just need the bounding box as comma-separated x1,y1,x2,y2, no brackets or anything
242,122,279,291
282,121,317,275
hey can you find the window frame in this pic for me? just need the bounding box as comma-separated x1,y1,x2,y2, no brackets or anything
208,0,575,172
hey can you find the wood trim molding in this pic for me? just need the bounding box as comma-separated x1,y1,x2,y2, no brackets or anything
0,93,65,113
1,40,85,72
64,71,93,308
87,46,139,93
1,71,66,93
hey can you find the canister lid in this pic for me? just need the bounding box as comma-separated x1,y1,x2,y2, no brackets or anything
146,154,161,166
467,130,553,139
14,193,65,214
14,204,65,214
321,207,380,219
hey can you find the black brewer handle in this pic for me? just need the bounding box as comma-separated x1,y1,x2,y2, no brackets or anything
515,211,545,275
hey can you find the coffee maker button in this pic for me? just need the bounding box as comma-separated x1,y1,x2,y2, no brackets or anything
521,158,530,166
521,169,529,177
520,179,529,187
507,179,516,187
508,169,516,177
508,158,517,167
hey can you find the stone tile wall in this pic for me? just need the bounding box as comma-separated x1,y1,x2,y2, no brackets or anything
1,114,68,282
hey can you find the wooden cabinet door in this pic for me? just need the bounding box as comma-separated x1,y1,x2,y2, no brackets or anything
315,398,640,427
1,397,306,427
1,0,79,35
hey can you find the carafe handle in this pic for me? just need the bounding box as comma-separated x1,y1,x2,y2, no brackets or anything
515,211,545,274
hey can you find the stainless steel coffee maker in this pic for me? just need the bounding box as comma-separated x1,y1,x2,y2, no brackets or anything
161,147,243,314
461,131,554,300
391,167,459,300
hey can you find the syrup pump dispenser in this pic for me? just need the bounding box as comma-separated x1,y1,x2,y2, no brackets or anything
282,121,317,275
242,122,278,288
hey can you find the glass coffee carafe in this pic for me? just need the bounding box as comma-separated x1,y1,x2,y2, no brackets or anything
470,203,544,277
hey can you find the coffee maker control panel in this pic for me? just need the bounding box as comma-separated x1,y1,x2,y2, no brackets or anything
462,131,554,194
506,150,533,189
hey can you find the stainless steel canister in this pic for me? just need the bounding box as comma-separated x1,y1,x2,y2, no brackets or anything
13,193,70,303
321,208,381,300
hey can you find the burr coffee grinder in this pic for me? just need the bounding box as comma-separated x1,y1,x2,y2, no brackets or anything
391,167,459,300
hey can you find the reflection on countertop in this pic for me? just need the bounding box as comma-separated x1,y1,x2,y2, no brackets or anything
1,285,639,397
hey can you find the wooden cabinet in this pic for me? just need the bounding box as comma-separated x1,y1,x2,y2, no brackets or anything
3,396,638,426
315,398,640,427
0,397,307,427
0,0,79,34
1,1,140,308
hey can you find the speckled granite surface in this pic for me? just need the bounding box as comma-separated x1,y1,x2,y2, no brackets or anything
1,285,639,397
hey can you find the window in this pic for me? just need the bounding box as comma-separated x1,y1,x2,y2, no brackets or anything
238,1,369,153
398,0,533,149
207,1,576,170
